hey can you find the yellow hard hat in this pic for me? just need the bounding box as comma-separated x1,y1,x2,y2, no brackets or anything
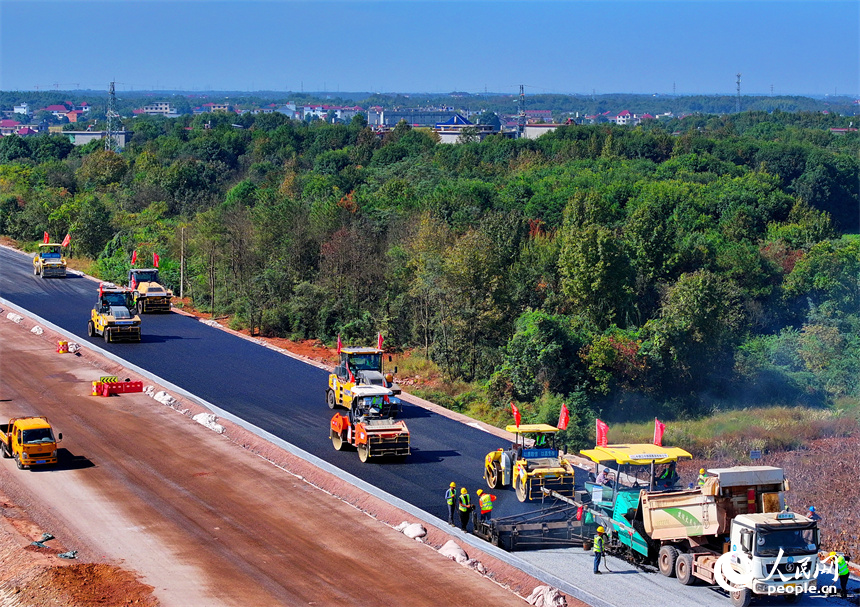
829,551,836,557
699,468,705,474
477,489,483,495
460,487,467,494
450,482,456,487
597,526,605,533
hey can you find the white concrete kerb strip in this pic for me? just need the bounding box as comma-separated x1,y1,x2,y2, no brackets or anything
0,295,611,607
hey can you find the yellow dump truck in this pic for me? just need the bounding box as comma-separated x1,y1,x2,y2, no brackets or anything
32,243,67,278
484,424,577,502
0,416,63,469
127,268,172,313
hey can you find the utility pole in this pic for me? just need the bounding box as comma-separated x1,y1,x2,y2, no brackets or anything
736,73,742,113
105,81,120,152
517,84,525,139
180,226,185,300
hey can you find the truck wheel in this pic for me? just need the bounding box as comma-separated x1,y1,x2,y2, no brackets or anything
103,328,111,343
675,553,695,585
515,476,528,502
658,545,679,577
326,389,336,409
357,444,369,463
14,455,24,470
87,321,95,337
729,588,751,607
486,461,501,489
331,429,345,451
1,443,8,458
784,594,800,604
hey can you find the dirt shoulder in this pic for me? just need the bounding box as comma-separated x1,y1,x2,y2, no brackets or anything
0,307,579,606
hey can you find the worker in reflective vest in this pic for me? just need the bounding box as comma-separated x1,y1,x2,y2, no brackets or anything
593,526,606,574
445,482,457,526
831,552,850,599
476,489,497,522
697,468,708,486
458,487,473,532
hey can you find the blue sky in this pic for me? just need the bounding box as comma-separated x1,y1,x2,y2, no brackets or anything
1,0,857,96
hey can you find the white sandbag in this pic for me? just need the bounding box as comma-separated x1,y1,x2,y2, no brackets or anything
153,391,177,407
30,325,44,335
526,586,566,607
439,540,469,564
401,523,426,539
6,313,23,323
192,413,225,434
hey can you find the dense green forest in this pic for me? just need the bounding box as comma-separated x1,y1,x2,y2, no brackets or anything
1,109,858,446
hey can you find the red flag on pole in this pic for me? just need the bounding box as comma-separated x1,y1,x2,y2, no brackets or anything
557,403,570,430
336,334,342,354
377,332,384,350
131,250,137,265
43,232,50,244
153,252,160,268
61,233,70,247
510,402,521,427
130,275,136,290
596,419,609,447
653,418,666,447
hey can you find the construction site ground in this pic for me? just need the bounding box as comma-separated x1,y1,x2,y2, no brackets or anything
0,312,558,607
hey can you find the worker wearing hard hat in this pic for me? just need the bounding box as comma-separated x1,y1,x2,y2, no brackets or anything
830,552,850,599
807,506,821,521
458,487,473,532
445,482,457,526
476,489,497,523
593,526,606,574
697,468,708,486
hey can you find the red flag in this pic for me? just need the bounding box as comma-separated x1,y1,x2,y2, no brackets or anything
653,418,666,447
43,232,50,244
377,332,384,350
510,402,521,427
557,403,570,430
130,275,137,290
153,252,160,268
61,233,70,247
596,419,609,447
336,334,342,354
131,250,137,265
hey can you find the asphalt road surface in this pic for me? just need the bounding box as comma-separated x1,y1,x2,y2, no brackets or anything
2,245,856,607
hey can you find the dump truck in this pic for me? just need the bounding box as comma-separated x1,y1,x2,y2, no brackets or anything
327,346,401,415
0,417,62,469
127,268,172,313
87,282,142,343
484,424,577,502
580,444,819,606
329,385,410,462
32,243,67,278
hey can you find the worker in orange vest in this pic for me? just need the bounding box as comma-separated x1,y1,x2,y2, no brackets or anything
476,489,497,523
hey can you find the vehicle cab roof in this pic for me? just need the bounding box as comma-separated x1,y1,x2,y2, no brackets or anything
504,423,560,434
349,385,393,397
580,443,692,465
14,418,51,430
341,347,383,355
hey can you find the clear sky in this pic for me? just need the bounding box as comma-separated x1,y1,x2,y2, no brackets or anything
1,0,857,96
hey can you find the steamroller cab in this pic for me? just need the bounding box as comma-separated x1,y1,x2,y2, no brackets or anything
33,243,67,278
326,346,401,414
484,424,577,502
87,283,141,343
128,268,172,313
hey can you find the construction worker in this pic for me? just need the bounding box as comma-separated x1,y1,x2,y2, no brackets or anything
476,489,497,523
593,526,606,574
458,487,473,532
697,468,708,486
831,552,850,599
445,482,457,526
807,506,821,521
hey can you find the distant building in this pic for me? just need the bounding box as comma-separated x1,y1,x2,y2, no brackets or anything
62,130,133,150
434,114,494,144
368,107,462,128
140,101,179,117
522,123,560,139
830,127,857,135
13,103,29,116
0,119,21,136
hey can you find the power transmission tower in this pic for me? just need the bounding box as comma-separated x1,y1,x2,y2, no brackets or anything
517,84,525,139
105,81,120,152
736,73,742,113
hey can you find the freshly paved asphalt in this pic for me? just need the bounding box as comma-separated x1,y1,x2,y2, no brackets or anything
0,246,559,524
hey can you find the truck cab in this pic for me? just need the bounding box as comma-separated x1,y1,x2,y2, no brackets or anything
33,243,67,278
1,417,63,469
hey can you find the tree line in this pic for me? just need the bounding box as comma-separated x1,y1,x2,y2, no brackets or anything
1,109,857,446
